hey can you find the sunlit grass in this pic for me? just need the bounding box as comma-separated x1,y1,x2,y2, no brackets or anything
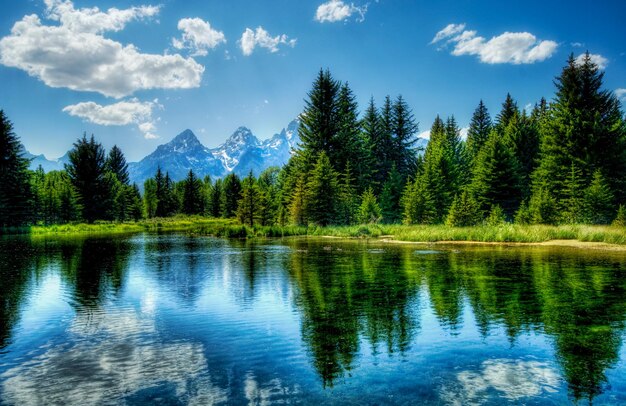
26,216,626,246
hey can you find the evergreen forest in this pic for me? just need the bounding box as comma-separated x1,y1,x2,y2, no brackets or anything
2,53,625,230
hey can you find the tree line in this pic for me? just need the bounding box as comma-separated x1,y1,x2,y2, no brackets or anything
1,52,625,229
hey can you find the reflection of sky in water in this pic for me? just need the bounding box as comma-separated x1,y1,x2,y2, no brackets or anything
441,359,561,405
2,236,626,404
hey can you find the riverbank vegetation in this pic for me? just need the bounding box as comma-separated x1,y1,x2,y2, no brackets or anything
2,53,625,238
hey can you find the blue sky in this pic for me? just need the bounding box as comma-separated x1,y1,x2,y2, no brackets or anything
1,0,625,161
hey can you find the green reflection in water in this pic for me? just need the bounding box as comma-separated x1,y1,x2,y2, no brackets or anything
1,235,626,403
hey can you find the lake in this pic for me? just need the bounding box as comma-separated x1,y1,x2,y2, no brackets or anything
1,234,626,405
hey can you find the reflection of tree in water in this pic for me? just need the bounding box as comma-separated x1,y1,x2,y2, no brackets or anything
426,248,626,402
288,241,420,387
0,236,37,348
58,237,132,308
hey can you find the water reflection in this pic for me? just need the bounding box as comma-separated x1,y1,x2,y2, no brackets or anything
1,235,626,404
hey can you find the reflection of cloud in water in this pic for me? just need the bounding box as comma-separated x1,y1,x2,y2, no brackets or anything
441,359,561,405
1,309,228,405
244,372,301,406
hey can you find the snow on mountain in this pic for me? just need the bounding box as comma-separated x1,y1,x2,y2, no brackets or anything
128,119,301,186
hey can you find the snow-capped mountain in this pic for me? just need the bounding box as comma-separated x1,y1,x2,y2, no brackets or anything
128,119,300,186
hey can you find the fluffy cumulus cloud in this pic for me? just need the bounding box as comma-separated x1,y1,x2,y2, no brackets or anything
616,88,626,101
172,17,226,56
575,53,608,70
431,24,558,64
315,0,367,23
63,99,162,139
0,0,204,98
239,27,296,56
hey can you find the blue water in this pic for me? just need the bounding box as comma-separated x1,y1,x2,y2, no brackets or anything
1,234,626,405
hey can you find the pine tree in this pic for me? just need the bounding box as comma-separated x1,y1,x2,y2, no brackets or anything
257,167,280,226
612,205,626,227
362,97,389,193
128,184,143,221
296,69,341,170
335,83,369,192
143,178,158,218
496,93,519,130
289,176,308,226
182,169,204,215
65,134,112,223
0,110,33,228
336,162,359,225
470,130,523,219
307,152,339,226
502,113,540,199
106,145,129,185
221,173,242,218
583,170,614,224
561,163,585,224
379,164,404,223
390,95,418,178
485,205,506,226
208,178,223,218
358,187,381,224
466,100,492,164
401,177,436,225
445,191,482,227
236,171,261,226
532,54,626,206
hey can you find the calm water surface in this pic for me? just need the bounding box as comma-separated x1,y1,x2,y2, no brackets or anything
1,234,626,405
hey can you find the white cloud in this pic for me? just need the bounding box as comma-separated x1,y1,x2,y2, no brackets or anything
459,127,469,140
43,0,159,34
431,24,558,64
315,0,367,23
418,130,431,140
571,42,584,48
575,53,608,70
616,88,626,101
239,27,296,56
63,98,161,139
430,23,466,44
0,0,204,98
440,359,561,405
172,17,226,57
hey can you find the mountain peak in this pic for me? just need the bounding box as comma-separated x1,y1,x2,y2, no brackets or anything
167,129,203,153
225,126,259,148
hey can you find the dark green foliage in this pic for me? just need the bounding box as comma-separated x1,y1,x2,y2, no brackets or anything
182,170,205,215
583,170,614,224
362,97,389,193
335,83,370,192
65,134,112,223
208,178,223,218
0,110,33,228
612,205,626,227
502,113,540,198
532,53,626,205
390,95,419,178
358,187,381,224
496,93,519,130
561,163,585,224
401,177,436,225
470,130,523,218
307,152,339,226
143,178,157,218
466,100,492,164
106,145,129,185
221,173,242,218
485,205,506,226
32,170,80,224
445,191,482,227
336,163,359,225
289,176,308,226
297,69,340,170
379,165,404,223
154,168,178,217
528,188,559,225
257,167,281,226
236,171,262,226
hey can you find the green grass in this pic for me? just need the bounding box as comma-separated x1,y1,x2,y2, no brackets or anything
24,216,626,246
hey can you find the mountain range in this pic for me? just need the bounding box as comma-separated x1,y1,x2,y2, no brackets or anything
24,118,428,187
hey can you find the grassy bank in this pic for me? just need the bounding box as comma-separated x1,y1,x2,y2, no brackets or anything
24,216,626,246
